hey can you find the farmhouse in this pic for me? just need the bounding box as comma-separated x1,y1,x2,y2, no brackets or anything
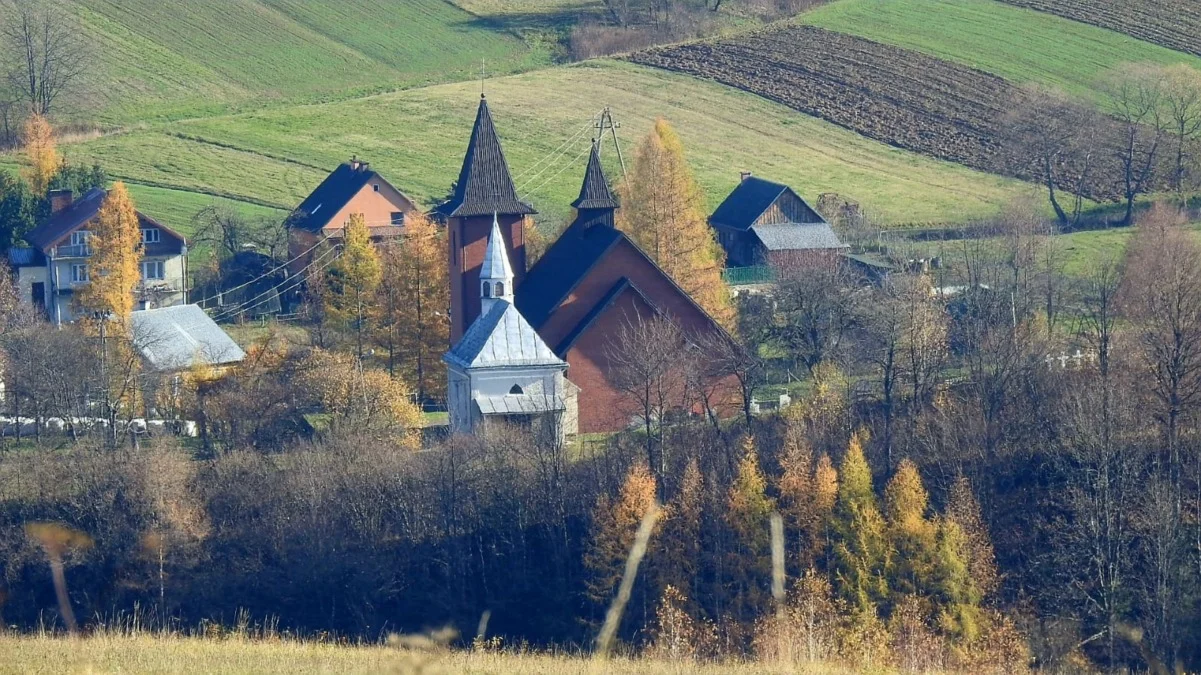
130,304,245,374
287,158,419,273
8,188,188,325
709,174,847,269
442,96,739,434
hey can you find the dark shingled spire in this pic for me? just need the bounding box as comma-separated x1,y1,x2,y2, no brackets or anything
571,140,619,210
439,95,535,218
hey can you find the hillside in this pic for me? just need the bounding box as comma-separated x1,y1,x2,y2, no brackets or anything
70,0,546,123
800,0,1201,105
997,0,1201,57
61,61,1038,231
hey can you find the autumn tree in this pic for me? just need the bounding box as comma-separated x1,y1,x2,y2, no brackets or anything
20,112,56,195
725,436,776,624
658,457,704,607
1102,65,1168,226
832,433,889,617
76,182,140,324
377,211,448,400
584,462,659,631
296,348,421,445
616,118,733,328
774,263,862,375
1161,64,1201,202
777,429,837,572
325,213,381,360
884,459,938,600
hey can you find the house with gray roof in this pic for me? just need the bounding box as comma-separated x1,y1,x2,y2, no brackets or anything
444,215,577,442
709,174,848,270
130,304,245,373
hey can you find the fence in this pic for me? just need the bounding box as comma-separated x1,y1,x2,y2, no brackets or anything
722,265,777,286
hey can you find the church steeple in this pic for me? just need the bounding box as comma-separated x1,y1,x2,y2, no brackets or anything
479,213,514,314
440,94,535,218
571,140,618,229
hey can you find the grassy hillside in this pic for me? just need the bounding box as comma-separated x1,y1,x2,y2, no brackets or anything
801,0,1201,105
72,0,546,123
61,61,1039,228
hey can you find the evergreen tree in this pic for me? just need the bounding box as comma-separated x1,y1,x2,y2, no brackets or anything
21,113,58,196
616,118,733,328
832,433,889,616
76,182,140,325
884,459,939,600
325,213,381,360
725,436,776,623
377,211,449,400
0,170,39,251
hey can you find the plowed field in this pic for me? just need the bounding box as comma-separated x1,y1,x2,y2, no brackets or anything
629,26,1016,176
998,0,1201,58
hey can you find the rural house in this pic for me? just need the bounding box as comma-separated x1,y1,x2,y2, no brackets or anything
439,97,738,434
287,158,418,272
130,304,246,374
444,217,577,442
8,188,188,325
709,174,847,270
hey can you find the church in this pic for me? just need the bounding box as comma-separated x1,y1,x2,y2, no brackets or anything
443,95,739,436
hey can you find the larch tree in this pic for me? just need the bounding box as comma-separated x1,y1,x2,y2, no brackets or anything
76,182,140,325
616,118,733,328
832,433,889,617
21,112,57,196
657,457,704,613
325,213,381,360
725,436,776,624
884,459,939,601
584,461,660,626
377,211,449,401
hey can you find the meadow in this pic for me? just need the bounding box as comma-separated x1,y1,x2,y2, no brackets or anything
61,61,1039,230
800,0,1201,105
71,0,547,124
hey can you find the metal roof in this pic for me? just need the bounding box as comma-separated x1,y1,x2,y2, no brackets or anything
444,300,564,369
437,95,535,218
751,222,848,251
475,393,566,415
7,247,44,267
130,304,246,372
480,214,514,283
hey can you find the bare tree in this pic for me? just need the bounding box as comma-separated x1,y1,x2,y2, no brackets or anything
1003,85,1101,227
1102,66,1168,226
190,206,289,262
1161,65,1201,203
0,0,87,116
772,262,862,375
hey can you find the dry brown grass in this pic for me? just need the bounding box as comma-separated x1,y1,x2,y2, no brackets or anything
0,633,868,675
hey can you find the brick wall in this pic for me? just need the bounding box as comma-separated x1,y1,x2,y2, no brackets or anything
449,213,527,343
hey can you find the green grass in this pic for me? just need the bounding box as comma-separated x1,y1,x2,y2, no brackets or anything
62,61,1040,227
801,0,1201,105
71,0,547,123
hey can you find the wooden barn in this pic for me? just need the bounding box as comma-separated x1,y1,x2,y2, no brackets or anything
709,174,847,270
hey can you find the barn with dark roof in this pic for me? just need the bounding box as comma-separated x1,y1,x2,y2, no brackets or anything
709,174,847,269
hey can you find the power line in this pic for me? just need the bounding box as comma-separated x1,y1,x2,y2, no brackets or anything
208,245,340,322
521,141,593,200
512,112,601,183
192,232,332,309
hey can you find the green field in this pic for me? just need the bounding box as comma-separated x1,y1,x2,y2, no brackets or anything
801,0,1201,105
72,0,546,123
60,61,1039,228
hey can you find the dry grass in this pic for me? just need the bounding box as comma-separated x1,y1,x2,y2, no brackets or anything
0,633,865,675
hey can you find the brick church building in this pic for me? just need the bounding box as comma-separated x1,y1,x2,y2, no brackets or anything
442,95,739,434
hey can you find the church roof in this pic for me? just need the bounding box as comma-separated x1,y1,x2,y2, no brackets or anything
515,219,623,329
437,95,535,218
480,214,514,282
571,141,619,210
444,300,564,369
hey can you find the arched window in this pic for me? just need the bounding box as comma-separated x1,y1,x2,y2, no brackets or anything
482,282,491,298
495,282,504,296
509,384,524,395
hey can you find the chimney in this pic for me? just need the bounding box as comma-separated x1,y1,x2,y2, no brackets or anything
349,155,361,171
740,171,753,183
49,189,73,214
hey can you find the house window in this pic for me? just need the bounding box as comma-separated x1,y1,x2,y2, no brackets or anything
373,184,380,192
390,211,405,226
142,228,161,244
509,384,523,395
141,260,165,280
70,264,88,283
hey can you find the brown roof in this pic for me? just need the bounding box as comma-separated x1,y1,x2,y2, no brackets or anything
25,188,185,252
436,95,535,218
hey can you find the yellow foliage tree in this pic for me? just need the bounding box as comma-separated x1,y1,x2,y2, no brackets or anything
326,213,382,359
884,459,939,599
377,211,449,400
778,429,840,571
297,348,421,446
617,119,734,328
22,113,58,195
726,435,777,622
832,433,890,617
76,182,141,326
584,462,659,608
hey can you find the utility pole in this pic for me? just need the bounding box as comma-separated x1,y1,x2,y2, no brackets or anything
594,107,627,178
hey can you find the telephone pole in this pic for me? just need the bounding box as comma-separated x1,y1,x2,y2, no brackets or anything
594,107,627,178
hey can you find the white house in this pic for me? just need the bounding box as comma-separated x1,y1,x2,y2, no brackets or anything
444,215,578,442
8,188,188,325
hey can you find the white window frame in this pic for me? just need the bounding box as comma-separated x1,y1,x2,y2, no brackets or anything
141,260,165,281
70,231,90,247
70,264,88,283
142,228,161,244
